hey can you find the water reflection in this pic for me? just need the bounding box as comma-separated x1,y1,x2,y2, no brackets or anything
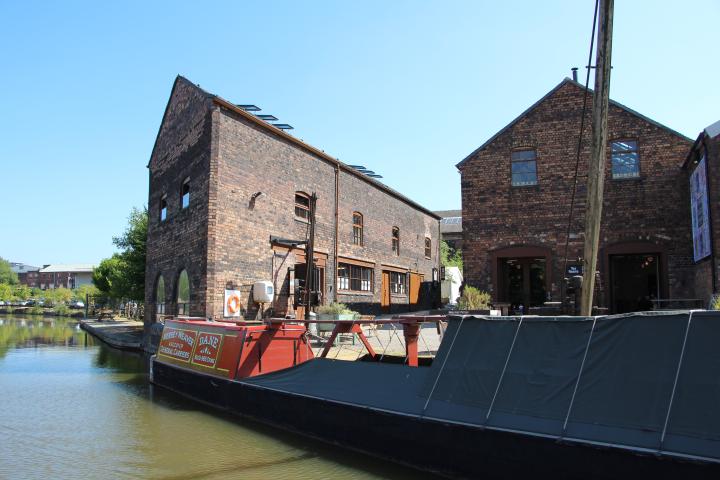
0,315,438,480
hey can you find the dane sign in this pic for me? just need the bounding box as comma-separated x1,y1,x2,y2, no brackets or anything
690,156,711,262
224,289,242,317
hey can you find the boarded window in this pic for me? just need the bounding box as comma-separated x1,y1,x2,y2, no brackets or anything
353,212,363,246
392,227,400,255
511,150,538,186
295,192,310,220
425,237,432,259
337,263,373,292
611,140,640,179
181,178,190,209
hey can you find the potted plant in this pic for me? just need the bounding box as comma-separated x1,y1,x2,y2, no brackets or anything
456,286,492,314
315,302,359,333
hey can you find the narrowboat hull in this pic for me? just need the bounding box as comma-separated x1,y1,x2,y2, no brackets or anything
151,358,717,479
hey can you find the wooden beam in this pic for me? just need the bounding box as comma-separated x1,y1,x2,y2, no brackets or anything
581,0,614,316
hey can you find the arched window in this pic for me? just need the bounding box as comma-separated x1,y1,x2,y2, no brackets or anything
425,237,432,259
392,227,400,255
177,269,190,316
352,212,363,246
156,275,166,315
295,192,310,220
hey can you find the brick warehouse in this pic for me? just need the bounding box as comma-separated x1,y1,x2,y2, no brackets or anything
458,77,696,314
145,76,440,331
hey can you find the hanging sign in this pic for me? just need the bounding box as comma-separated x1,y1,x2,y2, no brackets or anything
690,156,711,262
224,289,242,317
566,265,583,276
158,327,197,362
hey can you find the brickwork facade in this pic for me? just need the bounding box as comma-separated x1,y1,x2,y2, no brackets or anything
145,77,439,330
684,126,720,305
459,79,695,313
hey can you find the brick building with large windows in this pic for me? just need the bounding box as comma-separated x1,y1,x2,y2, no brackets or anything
145,76,440,330
458,78,695,314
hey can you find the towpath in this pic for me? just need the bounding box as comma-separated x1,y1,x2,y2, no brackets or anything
80,318,144,351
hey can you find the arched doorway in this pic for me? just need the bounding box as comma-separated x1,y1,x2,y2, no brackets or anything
491,245,552,313
177,269,190,316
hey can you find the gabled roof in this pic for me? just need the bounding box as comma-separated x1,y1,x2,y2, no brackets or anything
456,77,693,170
149,76,440,220
39,264,95,273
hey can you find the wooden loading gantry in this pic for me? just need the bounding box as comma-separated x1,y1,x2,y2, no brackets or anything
297,315,446,367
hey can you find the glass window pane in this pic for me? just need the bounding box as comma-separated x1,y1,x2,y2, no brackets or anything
156,276,165,303
511,150,536,161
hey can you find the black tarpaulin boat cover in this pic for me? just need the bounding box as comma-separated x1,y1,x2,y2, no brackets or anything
242,311,720,462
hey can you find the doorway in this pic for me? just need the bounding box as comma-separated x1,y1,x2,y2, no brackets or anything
609,253,660,313
498,257,547,312
381,271,391,312
409,272,423,308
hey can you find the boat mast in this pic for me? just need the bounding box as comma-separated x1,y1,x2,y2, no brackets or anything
580,0,614,316
303,192,317,321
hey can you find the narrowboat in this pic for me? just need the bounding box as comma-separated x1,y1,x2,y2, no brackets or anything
150,310,720,479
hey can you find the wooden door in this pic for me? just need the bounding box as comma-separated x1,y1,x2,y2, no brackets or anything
381,271,391,312
409,272,422,307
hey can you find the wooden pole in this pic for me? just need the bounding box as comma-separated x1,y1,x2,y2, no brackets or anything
580,0,614,316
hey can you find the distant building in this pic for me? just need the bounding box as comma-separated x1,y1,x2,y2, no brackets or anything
38,264,95,289
434,209,463,252
11,263,41,288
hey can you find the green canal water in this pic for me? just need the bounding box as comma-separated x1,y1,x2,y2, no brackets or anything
0,315,439,480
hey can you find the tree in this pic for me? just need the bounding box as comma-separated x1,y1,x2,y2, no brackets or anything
93,207,147,301
12,284,31,301
0,257,18,285
0,283,13,302
112,207,147,301
74,284,100,301
440,240,463,271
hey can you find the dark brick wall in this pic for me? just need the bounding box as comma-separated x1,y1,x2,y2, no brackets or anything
145,77,214,329
209,107,439,318
145,77,439,328
460,79,694,310
686,131,720,305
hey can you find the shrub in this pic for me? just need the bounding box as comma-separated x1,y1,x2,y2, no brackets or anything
316,302,357,316
457,286,491,310
712,295,720,310
29,306,44,315
54,304,70,316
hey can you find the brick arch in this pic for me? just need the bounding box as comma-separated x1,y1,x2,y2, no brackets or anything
600,240,669,310
490,244,553,303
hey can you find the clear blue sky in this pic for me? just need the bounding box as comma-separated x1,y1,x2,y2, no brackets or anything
1,1,718,267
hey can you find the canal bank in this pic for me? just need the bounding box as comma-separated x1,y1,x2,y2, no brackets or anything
79,318,144,351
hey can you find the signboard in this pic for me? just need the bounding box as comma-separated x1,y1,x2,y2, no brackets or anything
566,265,583,276
191,332,223,368
158,327,197,363
224,289,242,317
690,156,711,262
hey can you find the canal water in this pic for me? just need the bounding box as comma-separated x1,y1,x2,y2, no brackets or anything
0,315,439,480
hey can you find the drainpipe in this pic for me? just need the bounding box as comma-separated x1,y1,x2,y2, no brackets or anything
334,164,339,303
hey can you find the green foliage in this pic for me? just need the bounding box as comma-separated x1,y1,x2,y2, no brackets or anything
13,284,31,301
0,283,13,301
29,306,43,315
440,241,463,271
0,258,18,285
74,284,99,301
712,295,720,310
316,302,357,315
53,304,70,316
457,286,491,310
42,287,73,307
94,207,147,301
